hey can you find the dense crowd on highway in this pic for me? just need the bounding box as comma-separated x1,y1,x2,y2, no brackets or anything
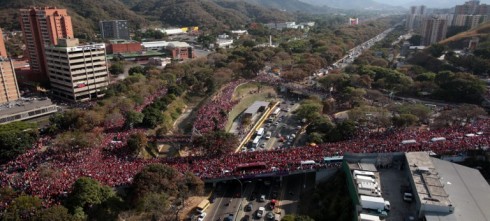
193,80,246,134
0,77,488,208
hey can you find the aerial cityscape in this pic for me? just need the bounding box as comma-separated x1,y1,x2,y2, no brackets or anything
0,0,489,221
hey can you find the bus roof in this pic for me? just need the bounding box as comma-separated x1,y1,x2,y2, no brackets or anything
300,160,316,165
324,156,343,161
253,136,260,144
197,199,210,209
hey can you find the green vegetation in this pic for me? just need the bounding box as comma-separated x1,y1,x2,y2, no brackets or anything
298,171,353,221
0,122,38,163
192,130,240,156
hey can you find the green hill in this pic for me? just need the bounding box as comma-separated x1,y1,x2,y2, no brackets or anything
0,0,291,37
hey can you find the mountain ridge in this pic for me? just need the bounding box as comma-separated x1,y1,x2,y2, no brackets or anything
0,0,292,37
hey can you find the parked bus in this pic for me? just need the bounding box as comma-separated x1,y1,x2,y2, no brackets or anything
235,162,268,172
323,156,343,164
256,128,265,137
300,160,316,166
401,139,417,145
430,137,446,142
272,108,281,116
252,136,261,148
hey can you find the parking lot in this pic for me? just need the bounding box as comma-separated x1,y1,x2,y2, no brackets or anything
379,168,417,221
245,99,304,152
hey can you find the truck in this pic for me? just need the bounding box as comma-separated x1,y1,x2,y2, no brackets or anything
256,128,265,137
360,195,390,211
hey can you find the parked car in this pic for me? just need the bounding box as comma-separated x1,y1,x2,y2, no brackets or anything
245,203,253,211
256,207,265,218
266,212,275,220
259,195,266,202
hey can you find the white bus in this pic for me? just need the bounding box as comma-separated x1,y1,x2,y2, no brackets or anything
252,136,261,147
272,108,281,116
256,128,265,137
430,137,446,142
401,139,417,145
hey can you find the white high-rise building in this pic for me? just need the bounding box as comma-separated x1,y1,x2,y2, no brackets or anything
45,38,109,102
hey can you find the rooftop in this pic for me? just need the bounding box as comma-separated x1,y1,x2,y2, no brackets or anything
406,152,451,207
425,158,490,221
244,101,270,115
0,98,54,116
108,39,139,44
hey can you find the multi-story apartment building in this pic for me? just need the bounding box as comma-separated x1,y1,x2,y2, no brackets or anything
45,38,109,102
0,28,7,58
19,7,73,82
421,17,448,46
406,5,426,31
99,20,130,40
0,59,21,104
0,29,20,104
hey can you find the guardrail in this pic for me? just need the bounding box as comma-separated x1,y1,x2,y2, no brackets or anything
235,101,280,152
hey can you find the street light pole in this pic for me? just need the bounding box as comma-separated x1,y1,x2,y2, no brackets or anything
233,177,243,221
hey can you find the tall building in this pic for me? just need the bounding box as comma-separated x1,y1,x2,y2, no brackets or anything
45,38,109,102
19,7,74,82
0,30,20,104
455,0,480,14
406,5,426,31
0,28,7,57
421,17,448,46
99,20,130,40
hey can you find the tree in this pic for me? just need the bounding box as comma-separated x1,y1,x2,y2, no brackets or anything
131,164,203,202
434,71,486,103
3,195,42,221
137,192,169,213
0,122,38,163
392,114,419,127
109,62,124,75
428,43,446,58
434,104,487,127
395,104,431,123
127,132,148,155
36,205,75,221
408,35,422,46
294,101,323,123
193,131,239,155
128,66,145,75
65,177,116,213
125,111,144,129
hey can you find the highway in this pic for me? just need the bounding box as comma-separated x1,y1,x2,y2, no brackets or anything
204,173,316,221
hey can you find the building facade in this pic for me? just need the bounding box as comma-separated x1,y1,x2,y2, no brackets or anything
0,28,7,57
19,7,73,82
0,28,20,104
106,39,142,54
99,20,130,40
0,58,21,104
45,38,109,102
421,17,448,46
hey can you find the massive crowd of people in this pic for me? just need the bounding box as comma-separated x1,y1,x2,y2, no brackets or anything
193,80,246,134
0,79,488,208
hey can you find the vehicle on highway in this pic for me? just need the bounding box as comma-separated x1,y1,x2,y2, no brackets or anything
266,212,275,220
224,214,234,221
197,212,207,221
265,131,272,139
245,202,253,211
259,195,266,202
196,199,210,213
257,207,265,218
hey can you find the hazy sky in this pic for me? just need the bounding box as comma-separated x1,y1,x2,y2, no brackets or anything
374,0,490,8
